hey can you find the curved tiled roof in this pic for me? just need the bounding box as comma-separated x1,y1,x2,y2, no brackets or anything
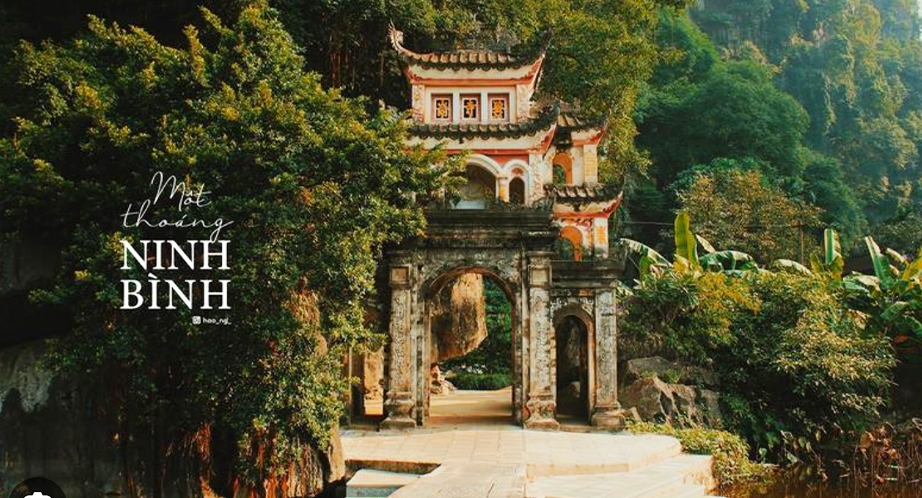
545,184,622,203
389,25,544,71
556,112,605,132
408,105,559,140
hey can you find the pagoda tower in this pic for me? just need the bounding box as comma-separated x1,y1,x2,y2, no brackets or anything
391,28,622,260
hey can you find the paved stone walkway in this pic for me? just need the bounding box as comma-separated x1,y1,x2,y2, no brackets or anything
342,427,719,497
344,390,719,497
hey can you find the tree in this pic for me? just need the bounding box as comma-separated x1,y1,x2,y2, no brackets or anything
675,166,822,262
638,59,810,186
0,3,450,494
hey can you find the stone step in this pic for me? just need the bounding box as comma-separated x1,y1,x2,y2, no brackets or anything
526,453,716,498
346,469,422,498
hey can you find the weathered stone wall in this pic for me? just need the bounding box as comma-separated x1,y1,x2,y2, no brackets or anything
0,342,344,498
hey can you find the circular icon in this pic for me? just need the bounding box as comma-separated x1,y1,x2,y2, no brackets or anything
7,477,65,498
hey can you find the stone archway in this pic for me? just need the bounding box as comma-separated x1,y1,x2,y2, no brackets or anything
423,267,519,423
553,307,595,421
379,208,560,430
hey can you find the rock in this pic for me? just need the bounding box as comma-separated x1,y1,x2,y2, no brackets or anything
620,376,724,429
622,356,719,388
363,348,384,402
0,341,346,498
431,273,487,361
430,365,455,395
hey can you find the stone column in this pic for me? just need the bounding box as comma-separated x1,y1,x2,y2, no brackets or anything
592,218,609,259
591,288,626,429
381,265,417,429
497,177,510,203
524,256,559,430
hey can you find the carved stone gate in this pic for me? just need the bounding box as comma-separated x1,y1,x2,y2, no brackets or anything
379,207,626,430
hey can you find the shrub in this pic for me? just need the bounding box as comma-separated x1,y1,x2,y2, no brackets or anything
450,372,512,390
622,270,894,463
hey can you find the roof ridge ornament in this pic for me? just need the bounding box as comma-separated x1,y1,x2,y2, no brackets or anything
388,23,546,71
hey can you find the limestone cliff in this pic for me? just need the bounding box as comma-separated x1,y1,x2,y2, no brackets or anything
0,342,344,498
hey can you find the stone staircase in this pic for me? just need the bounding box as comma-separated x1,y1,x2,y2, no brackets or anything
525,453,721,498
342,429,723,498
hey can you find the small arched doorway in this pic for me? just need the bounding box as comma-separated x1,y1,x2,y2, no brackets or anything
423,268,519,425
552,152,573,185
509,177,526,205
558,226,584,261
554,312,593,422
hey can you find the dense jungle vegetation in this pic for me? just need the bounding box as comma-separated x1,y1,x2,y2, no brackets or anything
1,0,921,494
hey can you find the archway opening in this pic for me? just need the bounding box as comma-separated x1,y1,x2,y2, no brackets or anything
426,270,516,425
555,315,590,421
509,177,526,205
552,152,573,185
453,164,497,209
558,226,584,261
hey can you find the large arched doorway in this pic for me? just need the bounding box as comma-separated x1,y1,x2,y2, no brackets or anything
424,268,518,425
554,310,594,423
454,164,497,209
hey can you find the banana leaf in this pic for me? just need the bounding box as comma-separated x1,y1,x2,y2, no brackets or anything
701,250,756,272
696,234,717,254
772,259,813,275
865,236,895,284
674,211,699,269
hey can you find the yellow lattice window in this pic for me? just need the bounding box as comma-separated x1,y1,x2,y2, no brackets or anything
489,96,508,121
433,96,451,121
461,96,479,120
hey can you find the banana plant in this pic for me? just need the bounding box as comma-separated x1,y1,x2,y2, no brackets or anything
673,211,700,271
851,237,922,346
772,228,843,278
622,211,757,277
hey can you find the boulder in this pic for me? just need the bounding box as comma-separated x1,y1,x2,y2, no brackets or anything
431,273,487,362
622,356,719,388
620,376,724,429
429,365,455,396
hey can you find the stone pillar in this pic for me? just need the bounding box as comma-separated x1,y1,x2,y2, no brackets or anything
381,265,417,429
592,218,609,259
498,177,511,203
591,288,626,429
524,256,559,430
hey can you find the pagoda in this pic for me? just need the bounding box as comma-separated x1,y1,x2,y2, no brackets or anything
391,27,622,260
360,28,630,432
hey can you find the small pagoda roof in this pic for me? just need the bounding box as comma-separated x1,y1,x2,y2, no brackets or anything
408,105,559,140
556,112,605,132
389,25,544,71
545,184,622,203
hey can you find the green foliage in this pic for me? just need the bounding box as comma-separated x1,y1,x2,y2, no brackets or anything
622,216,895,464
675,167,822,263
629,421,769,487
638,57,811,185
450,372,512,391
0,3,450,489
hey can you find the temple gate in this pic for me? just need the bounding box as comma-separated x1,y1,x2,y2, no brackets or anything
370,28,628,430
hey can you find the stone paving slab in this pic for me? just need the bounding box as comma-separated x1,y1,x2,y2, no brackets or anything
342,427,702,497
342,428,682,476
525,453,715,498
